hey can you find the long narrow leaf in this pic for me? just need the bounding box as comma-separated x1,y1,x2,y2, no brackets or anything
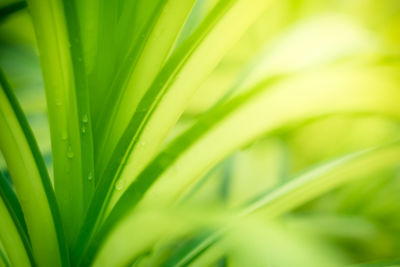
105,0,274,211
0,70,68,266
27,0,95,244
0,194,31,267
62,0,96,218
162,141,400,266
134,65,400,210
0,241,11,267
0,172,33,263
92,64,400,265
93,0,196,179
74,0,273,263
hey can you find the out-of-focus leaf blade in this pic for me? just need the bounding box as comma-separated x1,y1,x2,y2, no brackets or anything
0,194,30,267
96,63,400,265
0,172,33,263
0,69,68,266
163,141,400,266
76,0,274,263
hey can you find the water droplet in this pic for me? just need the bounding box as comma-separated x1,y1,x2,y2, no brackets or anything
140,141,146,146
115,179,125,191
82,125,86,133
67,145,74,159
88,172,93,181
82,114,88,123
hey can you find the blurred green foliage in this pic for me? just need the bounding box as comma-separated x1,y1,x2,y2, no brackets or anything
1,0,400,266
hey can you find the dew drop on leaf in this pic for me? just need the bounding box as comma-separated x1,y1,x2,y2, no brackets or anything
67,145,74,159
82,114,88,123
88,172,93,181
115,179,125,191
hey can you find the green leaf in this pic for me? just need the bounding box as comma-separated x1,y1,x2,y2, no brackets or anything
104,0,274,211
242,142,400,217
62,0,96,218
92,207,231,267
0,172,33,263
27,0,95,244
0,241,11,267
0,69,68,266
93,0,196,179
0,193,31,267
84,0,118,117
163,141,400,266
135,64,400,211
74,0,273,263
160,230,219,267
91,63,400,265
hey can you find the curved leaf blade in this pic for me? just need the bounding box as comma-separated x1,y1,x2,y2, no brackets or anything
75,0,273,263
92,64,400,266
27,0,95,244
0,172,33,264
0,70,68,266
164,141,400,266
0,193,31,267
